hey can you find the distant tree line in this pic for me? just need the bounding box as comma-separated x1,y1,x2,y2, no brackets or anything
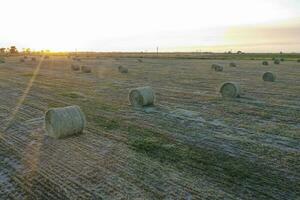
0,46,49,56
0,46,19,55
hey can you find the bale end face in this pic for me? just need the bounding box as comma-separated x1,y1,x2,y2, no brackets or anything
263,72,276,82
45,105,86,139
219,82,241,98
129,86,155,107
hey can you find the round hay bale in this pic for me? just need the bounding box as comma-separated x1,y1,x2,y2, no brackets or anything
31,57,36,62
118,66,128,73
280,58,285,62
24,56,28,59
20,58,25,62
137,59,143,63
45,105,86,139
81,66,92,73
211,64,218,70
219,82,241,98
297,59,300,63
73,57,81,61
262,61,269,66
214,65,223,72
129,86,155,107
71,64,80,71
212,64,223,71
44,55,49,59
0,57,5,64
229,62,237,67
274,59,280,64
263,72,276,82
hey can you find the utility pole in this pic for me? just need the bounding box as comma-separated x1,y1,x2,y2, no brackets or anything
156,46,159,56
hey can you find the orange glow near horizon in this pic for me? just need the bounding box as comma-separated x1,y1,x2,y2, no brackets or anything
1,0,300,52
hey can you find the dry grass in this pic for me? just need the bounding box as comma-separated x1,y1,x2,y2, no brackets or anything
0,55,299,199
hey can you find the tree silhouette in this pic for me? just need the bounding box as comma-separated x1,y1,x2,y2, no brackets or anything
0,48,5,54
9,46,18,54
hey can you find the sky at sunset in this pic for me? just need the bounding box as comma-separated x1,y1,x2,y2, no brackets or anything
1,0,300,52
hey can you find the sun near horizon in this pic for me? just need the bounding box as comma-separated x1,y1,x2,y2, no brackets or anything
1,0,300,53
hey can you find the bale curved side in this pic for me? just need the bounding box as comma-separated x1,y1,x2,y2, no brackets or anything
263,72,276,82
45,105,86,139
219,82,241,98
274,59,280,64
129,86,155,107
211,64,218,70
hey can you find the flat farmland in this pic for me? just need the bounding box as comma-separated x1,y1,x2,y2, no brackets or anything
0,55,299,199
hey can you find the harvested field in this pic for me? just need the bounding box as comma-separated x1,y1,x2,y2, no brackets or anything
0,55,299,199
